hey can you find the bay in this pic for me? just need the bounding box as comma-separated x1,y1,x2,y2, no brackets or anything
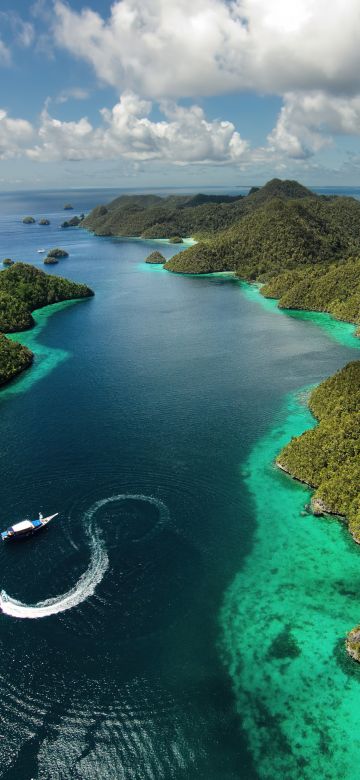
0,189,359,778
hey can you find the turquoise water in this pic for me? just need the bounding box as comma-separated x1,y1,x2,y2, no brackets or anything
1,191,360,778
222,282,360,778
221,391,360,779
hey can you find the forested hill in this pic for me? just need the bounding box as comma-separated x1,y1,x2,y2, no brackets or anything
82,178,314,240
164,192,360,276
0,263,94,386
0,263,94,332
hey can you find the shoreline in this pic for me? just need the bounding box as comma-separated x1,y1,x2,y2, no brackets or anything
220,387,360,777
2,298,88,397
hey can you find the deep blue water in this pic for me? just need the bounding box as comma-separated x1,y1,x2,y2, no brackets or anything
0,189,358,779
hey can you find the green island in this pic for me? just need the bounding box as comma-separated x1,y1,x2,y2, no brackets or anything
61,215,83,228
0,262,93,385
145,250,166,264
47,248,69,259
85,178,360,662
22,216,36,224
38,218,50,225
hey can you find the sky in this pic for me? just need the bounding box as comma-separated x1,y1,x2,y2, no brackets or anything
1,0,360,189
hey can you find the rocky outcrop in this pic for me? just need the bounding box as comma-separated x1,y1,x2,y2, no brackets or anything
145,251,166,264
346,627,360,662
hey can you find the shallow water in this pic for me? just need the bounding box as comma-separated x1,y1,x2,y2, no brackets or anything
0,191,360,778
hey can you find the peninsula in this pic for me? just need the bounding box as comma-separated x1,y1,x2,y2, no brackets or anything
0,262,93,386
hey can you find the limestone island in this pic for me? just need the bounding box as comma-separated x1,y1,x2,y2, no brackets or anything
22,216,35,224
63,204,74,210
46,248,69,259
169,236,183,244
3,258,14,266
145,251,166,264
44,257,58,265
39,218,50,225
0,262,93,386
61,216,82,228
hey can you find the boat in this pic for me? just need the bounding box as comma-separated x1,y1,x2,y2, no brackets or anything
1,513,58,542
37,249,46,254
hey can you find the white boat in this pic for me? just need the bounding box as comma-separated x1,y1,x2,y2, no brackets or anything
37,249,46,254
1,513,59,541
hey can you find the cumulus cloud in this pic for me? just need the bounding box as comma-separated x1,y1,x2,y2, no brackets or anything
0,111,35,159
53,0,360,99
268,91,360,158
2,92,248,165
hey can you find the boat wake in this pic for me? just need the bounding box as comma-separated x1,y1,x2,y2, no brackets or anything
0,493,169,620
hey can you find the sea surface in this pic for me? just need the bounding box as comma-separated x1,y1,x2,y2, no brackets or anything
0,188,360,778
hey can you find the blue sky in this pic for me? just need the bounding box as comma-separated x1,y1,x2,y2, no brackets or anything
1,0,360,189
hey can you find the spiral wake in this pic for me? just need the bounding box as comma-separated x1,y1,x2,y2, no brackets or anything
0,494,169,620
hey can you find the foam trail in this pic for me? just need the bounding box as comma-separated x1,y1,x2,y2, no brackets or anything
0,493,168,620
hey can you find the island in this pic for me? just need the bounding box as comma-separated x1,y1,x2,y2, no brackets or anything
3,258,14,266
145,250,166,264
44,257,58,265
0,336,33,387
38,218,50,225
46,248,69,258
22,216,35,224
0,262,93,385
61,216,82,228
63,203,74,210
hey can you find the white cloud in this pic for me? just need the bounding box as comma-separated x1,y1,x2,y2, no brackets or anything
0,38,10,65
0,11,34,49
2,92,248,165
0,110,35,159
268,92,360,158
53,0,360,99
55,87,91,104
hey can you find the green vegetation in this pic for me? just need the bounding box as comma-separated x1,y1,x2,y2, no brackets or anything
0,336,33,386
39,218,50,225
261,258,360,330
0,263,93,332
84,178,360,282
277,361,360,542
0,263,93,388
145,251,166,264
169,235,183,244
63,203,74,210
22,216,35,224
3,259,14,266
47,248,69,258
44,257,58,265
61,216,81,228
165,194,360,276
82,191,246,239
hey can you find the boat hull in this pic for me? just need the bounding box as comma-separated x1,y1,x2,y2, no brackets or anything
1,513,58,542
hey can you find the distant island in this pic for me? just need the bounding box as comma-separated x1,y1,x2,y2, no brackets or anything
0,263,93,386
61,215,83,228
145,250,166,264
84,178,360,662
63,203,74,210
